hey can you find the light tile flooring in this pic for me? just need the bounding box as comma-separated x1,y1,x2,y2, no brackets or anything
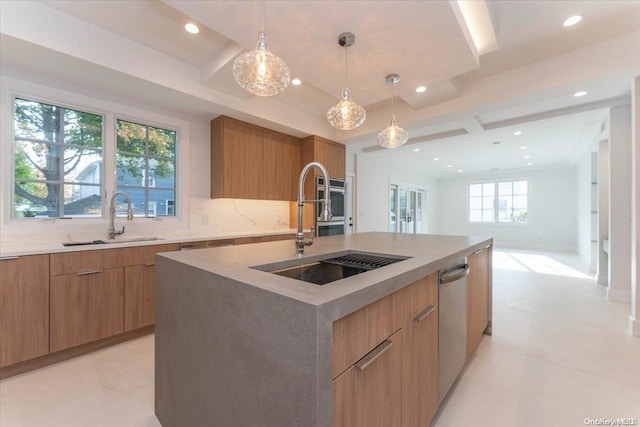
1,249,639,426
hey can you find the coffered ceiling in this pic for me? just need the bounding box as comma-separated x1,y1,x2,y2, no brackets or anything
1,0,639,177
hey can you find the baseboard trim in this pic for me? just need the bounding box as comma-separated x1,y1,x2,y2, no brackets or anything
630,316,640,337
607,288,631,303
0,326,154,380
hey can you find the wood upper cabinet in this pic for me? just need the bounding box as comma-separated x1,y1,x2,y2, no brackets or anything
467,245,491,359
401,273,439,427
211,116,301,201
50,268,124,353
0,255,50,367
301,135,346,180
333,329,402,427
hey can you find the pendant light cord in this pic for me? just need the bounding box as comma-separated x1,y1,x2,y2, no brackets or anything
391,81,395,115
261,0,265,33
344,44,349,86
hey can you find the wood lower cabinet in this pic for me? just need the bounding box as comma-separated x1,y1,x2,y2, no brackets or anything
467,245,491,359
0,255,50,367
50,268,124,352
333,272,439,427
124,265,155,331
333,330,402,427
402,302,438,427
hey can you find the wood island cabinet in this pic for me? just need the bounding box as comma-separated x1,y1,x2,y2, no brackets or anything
332,273,438,427
467,244,492,359
0,254,50,367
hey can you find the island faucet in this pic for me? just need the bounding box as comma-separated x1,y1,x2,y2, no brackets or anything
108,191,134,239
296,162,332,257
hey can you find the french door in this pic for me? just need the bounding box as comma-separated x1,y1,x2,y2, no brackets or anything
389,183,424,234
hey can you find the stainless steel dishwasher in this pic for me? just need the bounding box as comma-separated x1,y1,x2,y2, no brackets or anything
438,259,470,403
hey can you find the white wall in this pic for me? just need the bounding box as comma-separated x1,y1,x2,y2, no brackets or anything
0,71,292,243
631,75,640,336
351,148,438,234
437,167,578,251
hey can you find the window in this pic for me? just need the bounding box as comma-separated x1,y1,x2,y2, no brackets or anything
389,183,425,233
469,180,528,224
116,119,176,217
13,97,103,218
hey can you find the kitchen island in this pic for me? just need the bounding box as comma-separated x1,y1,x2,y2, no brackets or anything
155,232,492,427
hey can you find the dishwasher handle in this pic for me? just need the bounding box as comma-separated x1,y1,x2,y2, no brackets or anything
440,264,470,284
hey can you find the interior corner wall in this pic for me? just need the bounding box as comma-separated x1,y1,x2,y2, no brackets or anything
608,104,633,303
436,167,578,252
354,150,438,234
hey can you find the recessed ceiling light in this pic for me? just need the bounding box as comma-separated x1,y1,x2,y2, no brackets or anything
524,155,531,159
513,130,522,136
563,15,582,27
458,169,463,173
291,78,302,86
574,90,588,97
415,86,427,93
520,146,527,150
413,148,420,152
527,162,534,166
447,164,453,168
434,157,440,161
184,23,199,34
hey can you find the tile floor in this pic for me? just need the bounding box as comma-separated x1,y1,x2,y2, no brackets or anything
1,249,639,426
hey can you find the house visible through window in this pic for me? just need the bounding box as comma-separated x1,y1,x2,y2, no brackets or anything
13,97,103,218
116,119,176,217
469,180,528,223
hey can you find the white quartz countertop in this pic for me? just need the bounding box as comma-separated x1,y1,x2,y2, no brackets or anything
158,232,493,312
0,229,299,257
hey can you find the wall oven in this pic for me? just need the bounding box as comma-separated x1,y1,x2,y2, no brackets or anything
316,177,346,236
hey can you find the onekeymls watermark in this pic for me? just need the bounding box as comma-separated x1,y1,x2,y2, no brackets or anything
584,419,638,426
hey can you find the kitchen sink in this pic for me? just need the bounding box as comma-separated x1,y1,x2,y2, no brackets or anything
61,237,163,247
257,252,411,285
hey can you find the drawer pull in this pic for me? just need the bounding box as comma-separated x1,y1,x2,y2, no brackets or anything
145,263,155,267
77,270,103,276
414,305,436,322
355,339,393,371
0,256,20,261
473,249,483,255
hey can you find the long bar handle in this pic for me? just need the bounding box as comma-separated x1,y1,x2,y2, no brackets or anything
0,256,20,261
414,305,436,322
77,270,103,276
440,264,470,284
355,339,393,371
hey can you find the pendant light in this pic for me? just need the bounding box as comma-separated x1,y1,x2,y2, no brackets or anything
233,2,291,97
377,74,409,149
327,32,366,130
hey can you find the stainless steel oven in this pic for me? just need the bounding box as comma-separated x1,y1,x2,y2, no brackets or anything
317,177,346,236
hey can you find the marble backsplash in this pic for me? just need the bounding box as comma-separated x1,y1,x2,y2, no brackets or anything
189,197,291,234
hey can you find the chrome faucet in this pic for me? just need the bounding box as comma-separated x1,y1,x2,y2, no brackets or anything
296,162,332,257
108,191,134,239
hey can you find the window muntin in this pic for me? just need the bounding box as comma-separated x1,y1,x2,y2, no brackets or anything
13,98,103,218
469,180,528,224
116,119,177,217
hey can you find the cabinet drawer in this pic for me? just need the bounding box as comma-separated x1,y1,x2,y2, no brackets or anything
333,292,396,379
333,329,402,427
394,272,438,327
119,243,180,266
50,249,120,276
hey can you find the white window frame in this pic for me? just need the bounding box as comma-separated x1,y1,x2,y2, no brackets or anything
466,178,530,225
1,75,190,235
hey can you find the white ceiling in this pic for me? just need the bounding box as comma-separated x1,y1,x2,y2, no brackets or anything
1,0,639,178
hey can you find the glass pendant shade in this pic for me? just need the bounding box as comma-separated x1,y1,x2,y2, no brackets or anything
327,86,367,130
233,31,291,97
378,115,409,149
